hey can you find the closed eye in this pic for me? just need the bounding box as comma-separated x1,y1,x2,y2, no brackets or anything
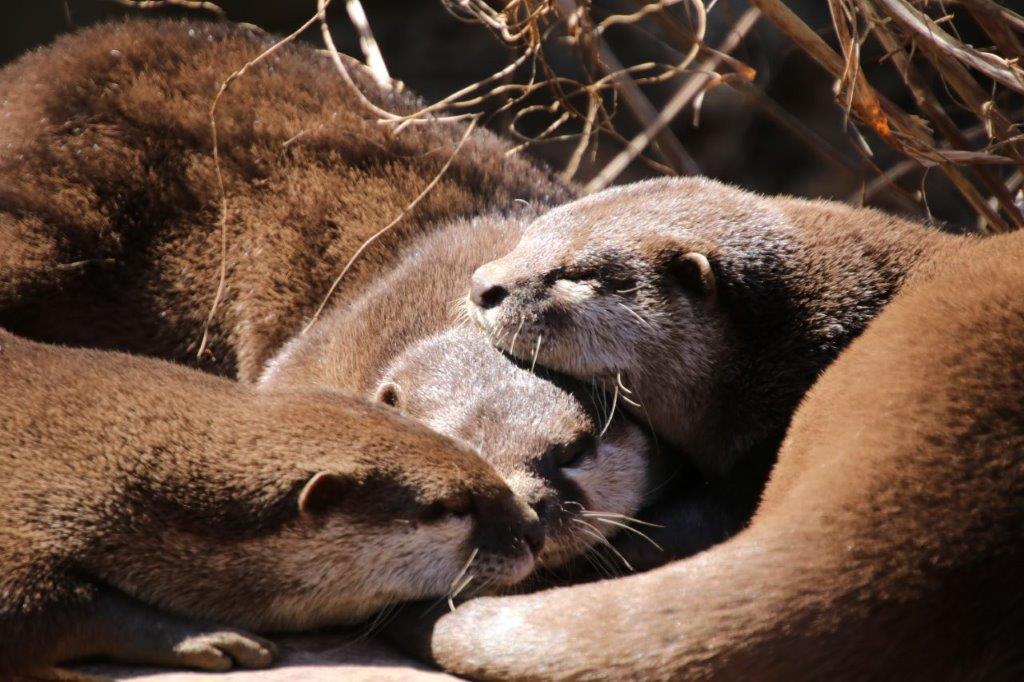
550,434,597,469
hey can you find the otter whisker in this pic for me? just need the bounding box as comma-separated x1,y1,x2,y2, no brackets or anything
581,510,664,529
530,334,544,373
573,518,634,572
450,547,479,594
620,394,642,409
617,301,656,332
588,516,664,552
508,318,526,357
448,574,475,612
616,372,634,395
352,595,399,643
582,544,619,580
599,378,620,437
449,294,471,324
616,284,646,295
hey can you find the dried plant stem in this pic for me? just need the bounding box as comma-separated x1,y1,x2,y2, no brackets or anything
859,0,1023,230
112,0,224,13
586,7,760,192
345,0,390,86
875,0,1024,95
302,117,479,335
198,8,326,358
556,0,699,175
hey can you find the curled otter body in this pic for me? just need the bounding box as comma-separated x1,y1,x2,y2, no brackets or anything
261,215,660,572
0,329,540,674
430,219,1024,681
0,19,564,674
0,18,570,381
470,176,968,477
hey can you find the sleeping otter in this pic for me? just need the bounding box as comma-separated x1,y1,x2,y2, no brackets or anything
428,202,1024,681
0,328,540,675
260,215,666,571
468,176,968,477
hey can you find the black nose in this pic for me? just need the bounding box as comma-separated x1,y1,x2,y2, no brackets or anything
530,494,558,524
522,516,545,555
470,274,509,310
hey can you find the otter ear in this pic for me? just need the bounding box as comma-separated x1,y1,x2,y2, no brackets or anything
374,381,402,409
670,252,716,298
298,472,352,519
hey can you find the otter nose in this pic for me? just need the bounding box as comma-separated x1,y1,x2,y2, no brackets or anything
474,494,545,557
530,494,558,524
521,515,545,555
470,265,509,309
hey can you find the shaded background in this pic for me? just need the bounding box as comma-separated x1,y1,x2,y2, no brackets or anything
3,1,1017,230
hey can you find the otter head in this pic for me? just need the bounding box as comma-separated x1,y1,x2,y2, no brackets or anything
253,396,544,630
466,179,740,379
372,326,655,572
462,178,789,465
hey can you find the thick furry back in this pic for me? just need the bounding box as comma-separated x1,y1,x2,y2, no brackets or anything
0,18,572,379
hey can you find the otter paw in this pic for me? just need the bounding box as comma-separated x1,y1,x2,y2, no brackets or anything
170,630,277,671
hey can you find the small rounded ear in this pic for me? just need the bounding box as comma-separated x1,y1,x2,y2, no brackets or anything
671,252,716,298
374,381,402,409
298,472,351,519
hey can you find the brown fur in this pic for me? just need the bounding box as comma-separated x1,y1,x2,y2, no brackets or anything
260,214,660,571
0,18,570,381
469,177,969,477
0,18,671,673
425,227,1024,681
0,18,577,674
0,328,541,674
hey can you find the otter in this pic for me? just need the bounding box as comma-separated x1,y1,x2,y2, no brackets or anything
0,18,674,667
468,176,968,478
425,223,1024,681
0,18,570,382
260,214,668,572
0,328,541,675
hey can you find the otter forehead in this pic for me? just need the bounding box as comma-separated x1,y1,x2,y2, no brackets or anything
516,176,784,260
382,328,591,448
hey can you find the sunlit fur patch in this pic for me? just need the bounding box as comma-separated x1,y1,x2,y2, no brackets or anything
89,514,535,634
471,277,674,380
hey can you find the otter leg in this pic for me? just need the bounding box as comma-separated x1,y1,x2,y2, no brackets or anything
53,588,277,672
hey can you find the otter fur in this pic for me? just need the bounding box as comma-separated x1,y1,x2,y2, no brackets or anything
469,176,968,477
0,328,541,674
426,222,1024,681
0,17,689,587
260,214,662,571
0,18,570,381
0,18,571,674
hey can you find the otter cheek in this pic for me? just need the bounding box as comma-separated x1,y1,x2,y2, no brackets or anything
550,279,597,306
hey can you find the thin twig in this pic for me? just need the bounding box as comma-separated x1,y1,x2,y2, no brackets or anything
112,0,224,13
301,117,480,335
197,8,325,358
345,0,390,86
586,7,760,192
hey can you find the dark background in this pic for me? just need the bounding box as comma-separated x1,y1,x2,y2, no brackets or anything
2,0,1011,230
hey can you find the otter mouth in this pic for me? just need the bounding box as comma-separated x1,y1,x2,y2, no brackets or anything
466,295,628,381
467,295,576,373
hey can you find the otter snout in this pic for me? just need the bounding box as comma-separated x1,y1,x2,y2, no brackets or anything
470,262,511,310
473,492,545,558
